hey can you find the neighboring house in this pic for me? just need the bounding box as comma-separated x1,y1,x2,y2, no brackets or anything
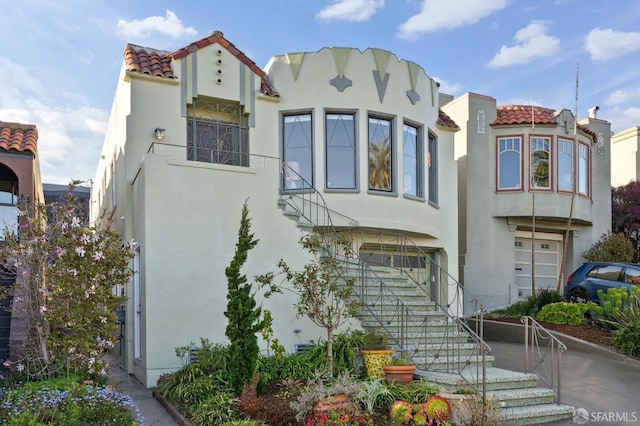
611,126,640,187
0,121,44,364
42,183,91,223
442,93,611,313
92,31,460,387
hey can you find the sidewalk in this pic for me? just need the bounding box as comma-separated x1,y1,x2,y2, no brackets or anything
104,353,178,426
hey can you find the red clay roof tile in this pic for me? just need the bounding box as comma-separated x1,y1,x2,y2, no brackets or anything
492,105,596,142
124,44,175,79
438,109,459,130
0,121,38,155
124,31,278,96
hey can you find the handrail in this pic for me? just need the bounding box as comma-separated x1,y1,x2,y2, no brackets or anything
279,162,491,393
521,316,567,404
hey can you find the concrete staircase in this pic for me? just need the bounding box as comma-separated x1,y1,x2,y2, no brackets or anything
278,198,575,425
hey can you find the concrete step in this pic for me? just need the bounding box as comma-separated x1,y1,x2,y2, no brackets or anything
414,354,494,371
501,403,574,425
357,309,445,322
360,320,452,333
488,387,556,408
417,367,539,391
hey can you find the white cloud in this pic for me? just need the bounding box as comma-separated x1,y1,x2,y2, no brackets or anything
433,77,463,96
604,88,640,106
316,0,384,22
584,28,640,61
486,20,560,68
397,0,510,40
606,106,640,133
116,10,197,40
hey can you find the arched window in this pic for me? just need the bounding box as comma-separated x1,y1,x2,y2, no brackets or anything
0,164,18,240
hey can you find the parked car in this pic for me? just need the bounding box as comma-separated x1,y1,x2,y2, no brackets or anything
564,262,640,303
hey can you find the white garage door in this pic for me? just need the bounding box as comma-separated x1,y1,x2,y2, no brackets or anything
514,231,562,299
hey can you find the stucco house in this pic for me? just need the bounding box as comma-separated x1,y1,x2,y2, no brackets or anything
92,31,462,388
0,121,44,364
441,93,611,313
611,126,640,187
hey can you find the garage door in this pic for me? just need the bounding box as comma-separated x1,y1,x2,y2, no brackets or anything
514,231,562,299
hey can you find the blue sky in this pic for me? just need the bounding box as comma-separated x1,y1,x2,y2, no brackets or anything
1,0,639,184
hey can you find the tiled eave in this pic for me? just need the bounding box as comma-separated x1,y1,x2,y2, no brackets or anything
491,105,596,143
0,121,38,155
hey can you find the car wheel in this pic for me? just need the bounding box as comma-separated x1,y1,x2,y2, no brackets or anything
568,288,590,303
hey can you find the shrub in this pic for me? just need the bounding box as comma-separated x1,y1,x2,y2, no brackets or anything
536,301,600,325
596,286,639,326
582,232,635,262
492,289,563,317
290,372,361,422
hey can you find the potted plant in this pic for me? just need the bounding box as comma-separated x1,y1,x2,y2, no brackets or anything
382,350,416,385
360,330,394,379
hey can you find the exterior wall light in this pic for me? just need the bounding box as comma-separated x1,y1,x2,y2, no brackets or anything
154,128,165,141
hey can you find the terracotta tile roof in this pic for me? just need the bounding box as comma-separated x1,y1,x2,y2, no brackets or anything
123,31,278,96
437,109,459,130
492,105,596,142
124,44,175,79
0,121,38,155
492,105,557,126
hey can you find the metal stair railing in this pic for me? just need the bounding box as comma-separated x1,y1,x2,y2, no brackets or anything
521,316,567,404
279,162,491,394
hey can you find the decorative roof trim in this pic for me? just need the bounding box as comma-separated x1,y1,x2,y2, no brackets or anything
170,30,278,97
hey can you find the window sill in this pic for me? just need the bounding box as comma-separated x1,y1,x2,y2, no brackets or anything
402,194,426,203
366,190,398,198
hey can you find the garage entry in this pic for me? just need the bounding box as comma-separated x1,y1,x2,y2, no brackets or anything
514,231,563,299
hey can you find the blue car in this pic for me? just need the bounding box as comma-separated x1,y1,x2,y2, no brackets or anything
564,262,640,303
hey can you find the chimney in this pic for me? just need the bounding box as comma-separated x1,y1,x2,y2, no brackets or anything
588,106,599,119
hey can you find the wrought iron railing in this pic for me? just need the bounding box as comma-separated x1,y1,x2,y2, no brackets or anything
521,316,567,404
280,162,491,393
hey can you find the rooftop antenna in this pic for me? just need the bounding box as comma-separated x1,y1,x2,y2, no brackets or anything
557,62,580,293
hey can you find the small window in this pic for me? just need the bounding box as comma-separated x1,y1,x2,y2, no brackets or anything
541,243,550,249
477,109,485,134
515,241,523,247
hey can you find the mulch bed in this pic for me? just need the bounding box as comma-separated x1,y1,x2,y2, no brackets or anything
486,315,615,348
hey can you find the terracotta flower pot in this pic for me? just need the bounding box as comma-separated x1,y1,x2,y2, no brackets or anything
362,349,395,379
383,364,416,385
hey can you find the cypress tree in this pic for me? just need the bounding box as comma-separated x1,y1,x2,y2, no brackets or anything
224,200,266,395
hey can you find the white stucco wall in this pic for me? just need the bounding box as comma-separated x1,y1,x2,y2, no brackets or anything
611,126,640,187
97,41,461,387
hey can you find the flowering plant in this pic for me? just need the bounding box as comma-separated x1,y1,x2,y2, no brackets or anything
0,182,133,379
